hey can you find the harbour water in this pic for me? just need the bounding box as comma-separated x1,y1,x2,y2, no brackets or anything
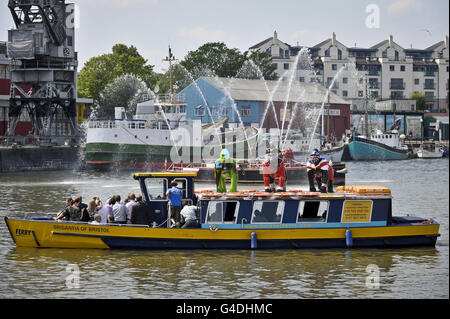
0,159,448,299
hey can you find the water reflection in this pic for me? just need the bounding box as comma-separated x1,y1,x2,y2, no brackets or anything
1,246,442,299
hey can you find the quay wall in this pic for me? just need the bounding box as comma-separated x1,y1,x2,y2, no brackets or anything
0,147,82,172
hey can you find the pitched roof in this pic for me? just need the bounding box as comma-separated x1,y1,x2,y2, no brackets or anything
312,38,331,48
249,37,273,50
201,77,350,105
425,41,445,51
370,40,388,49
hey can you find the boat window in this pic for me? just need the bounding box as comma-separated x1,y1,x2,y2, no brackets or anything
297,201,329,222
206,201,239,223
145,178,168,200
251,201,284,223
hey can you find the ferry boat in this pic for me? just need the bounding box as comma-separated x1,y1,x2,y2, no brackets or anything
5,172,440,249
84,95,258,170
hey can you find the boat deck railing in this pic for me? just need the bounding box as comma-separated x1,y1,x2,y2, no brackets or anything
167,159,308,171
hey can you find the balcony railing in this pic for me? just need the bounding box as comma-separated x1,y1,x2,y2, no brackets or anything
424,84,435,90
390,83,405,90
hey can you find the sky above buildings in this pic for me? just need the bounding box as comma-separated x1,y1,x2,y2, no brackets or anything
0,0,448,74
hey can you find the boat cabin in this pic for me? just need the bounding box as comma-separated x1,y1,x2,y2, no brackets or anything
134,172,197,227
369,130,406,149
134,172,394,229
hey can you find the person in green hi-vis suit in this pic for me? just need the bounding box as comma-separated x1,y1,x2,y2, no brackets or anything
214,149,238,193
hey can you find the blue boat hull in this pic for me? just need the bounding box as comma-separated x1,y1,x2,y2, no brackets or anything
349,138,409,161
101,235,437,249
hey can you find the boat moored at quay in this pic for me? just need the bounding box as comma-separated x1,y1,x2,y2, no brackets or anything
5,172,440,249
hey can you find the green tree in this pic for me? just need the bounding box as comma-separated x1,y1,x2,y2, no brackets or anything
239,51,277,80
180,42,246,78
410,92,427,111
78,44,158,101
94,74,153,119
158,42,277,93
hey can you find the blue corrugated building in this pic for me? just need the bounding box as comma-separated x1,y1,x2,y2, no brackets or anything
178,76,351,136
178,77,263,127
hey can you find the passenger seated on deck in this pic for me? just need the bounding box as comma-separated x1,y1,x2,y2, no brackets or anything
55,198,82,221
90,214,102,225
54,197,73,221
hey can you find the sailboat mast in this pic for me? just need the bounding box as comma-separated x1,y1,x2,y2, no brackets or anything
364,73,369,138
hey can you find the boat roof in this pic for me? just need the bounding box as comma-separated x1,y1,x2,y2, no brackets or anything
134,172,198,178
195,186,391,200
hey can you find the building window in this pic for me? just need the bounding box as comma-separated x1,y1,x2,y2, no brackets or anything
400,65,405,72
332,64,337,71
390,78,405,90
272,63,277,70
284,63,289,70
299,77,305,82
342,90,348,97
369,78,379,89
338,50,342,60
194,106,205,117
343,77,348,84
67,36,73,47
358,91,364,97
241,106,251,117
414,79,420,85
424,79,435,90
390,65,395,71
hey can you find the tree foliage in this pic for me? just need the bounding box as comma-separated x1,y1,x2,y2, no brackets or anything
410,92,427,111
93,74,153,119
78,44,157,101
78,42,278,117
180,42,246,78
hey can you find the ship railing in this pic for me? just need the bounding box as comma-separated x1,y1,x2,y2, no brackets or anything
88,119,192,130
141,93,186,104
167,159,307,171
